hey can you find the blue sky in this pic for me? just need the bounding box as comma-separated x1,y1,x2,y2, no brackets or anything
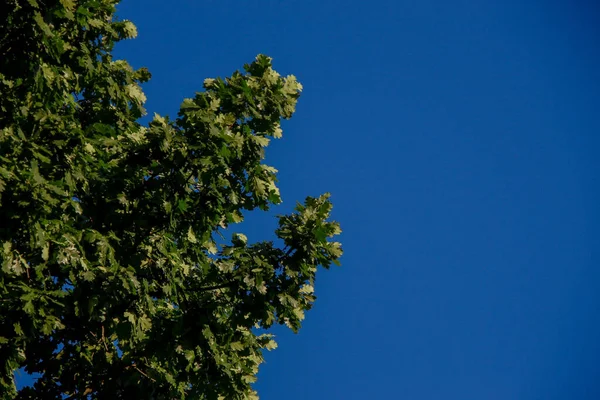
17,0,600,398
111,1,599,398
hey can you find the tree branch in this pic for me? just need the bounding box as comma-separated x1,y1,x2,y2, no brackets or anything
198,281,236,292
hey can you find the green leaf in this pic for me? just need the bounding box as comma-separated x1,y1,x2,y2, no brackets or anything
13,322,23,336
59,0,75,11
232,233,248,246
33,13,53,36
204,240,217,255
264,340,278,351
88,296,98,315
230,342,244,351
42,243,50,261
187,226,197,243
23,301,35,315
122,20,138,38
126,83,146,104
184,350,195,363
251,135,270,147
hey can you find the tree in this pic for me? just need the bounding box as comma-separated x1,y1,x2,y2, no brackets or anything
0,1,342,398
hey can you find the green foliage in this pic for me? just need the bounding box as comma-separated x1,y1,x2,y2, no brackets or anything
0,0,342,398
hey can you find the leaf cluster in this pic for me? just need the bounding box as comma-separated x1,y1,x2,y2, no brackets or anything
0,1,342,398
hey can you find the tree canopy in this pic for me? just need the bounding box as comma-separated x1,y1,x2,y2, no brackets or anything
0,0,342,398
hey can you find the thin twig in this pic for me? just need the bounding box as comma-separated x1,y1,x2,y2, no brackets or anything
101,325,109,352
132,363,156,382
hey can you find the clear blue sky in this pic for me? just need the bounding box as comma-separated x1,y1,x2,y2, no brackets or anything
17,0,600,398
